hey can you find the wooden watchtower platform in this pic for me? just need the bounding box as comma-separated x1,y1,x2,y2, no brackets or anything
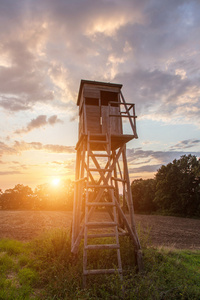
71,80,142,286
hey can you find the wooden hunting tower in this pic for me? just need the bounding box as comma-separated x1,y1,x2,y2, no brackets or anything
71,80,142,286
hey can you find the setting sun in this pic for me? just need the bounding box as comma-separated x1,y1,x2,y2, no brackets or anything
52,178,61,186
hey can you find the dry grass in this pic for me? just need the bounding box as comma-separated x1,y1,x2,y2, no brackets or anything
0,211,200,249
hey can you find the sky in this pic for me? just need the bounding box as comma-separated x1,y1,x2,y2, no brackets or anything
0,0,200,191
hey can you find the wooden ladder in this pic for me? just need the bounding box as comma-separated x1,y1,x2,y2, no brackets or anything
83,132,123,287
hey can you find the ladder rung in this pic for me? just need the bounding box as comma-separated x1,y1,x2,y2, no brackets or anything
87,232,128,238
84,268,122,275
86,222,117,228
86,202,114,206
87,184,114,189
85,244,119,250
88,233,116,238
88,168,112,172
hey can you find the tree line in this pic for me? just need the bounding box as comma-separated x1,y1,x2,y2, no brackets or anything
1,154,199,216
0,180,74,210
131,154,200,217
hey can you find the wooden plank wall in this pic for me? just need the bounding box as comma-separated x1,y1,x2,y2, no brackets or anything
79,84,122,137
86,105,101,134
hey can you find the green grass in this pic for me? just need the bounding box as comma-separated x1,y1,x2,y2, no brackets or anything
0,230,199,299
0,239,40,299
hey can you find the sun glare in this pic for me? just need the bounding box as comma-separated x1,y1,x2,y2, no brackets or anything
52,178,60,186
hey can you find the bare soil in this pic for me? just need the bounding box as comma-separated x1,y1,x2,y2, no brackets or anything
0,211,200,249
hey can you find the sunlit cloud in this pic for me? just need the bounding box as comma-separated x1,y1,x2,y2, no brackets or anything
0,141,75,157
0,142,18,157
13,141,75,154
0,171,22,175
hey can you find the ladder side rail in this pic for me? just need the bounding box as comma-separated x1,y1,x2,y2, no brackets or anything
105,132,116,227
122,146,141,250
116,154,129,212
107,133,123,279
76,144,86,228
71,147,82,249
109,191,139,249
112,150,125,230
83,132,91,287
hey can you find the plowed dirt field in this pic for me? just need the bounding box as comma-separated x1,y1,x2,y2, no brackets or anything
0,211,200,249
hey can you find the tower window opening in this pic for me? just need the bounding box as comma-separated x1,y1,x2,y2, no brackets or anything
100,91,118,106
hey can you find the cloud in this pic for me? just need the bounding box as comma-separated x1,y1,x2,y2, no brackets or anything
0,96,32,111
0,0,199,124
129,164,161,173
13,141,75,154
0,38,55,110
0,0,200,190
114,68,200,125
15,115,63,134
126,146,200,175
169,139,200,151
0,171,22,175
127,148,177,165
0,140,75,157
0,142,18,157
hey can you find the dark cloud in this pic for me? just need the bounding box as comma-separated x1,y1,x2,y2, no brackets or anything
0,17,54,112
114,68,200,123
127,146,200,175
127,147,200,163
117,0,200,62
15,115,63,134
170,139,200,150
0,0,199,126
127,148,182,165
129,164,161,173
0,96,32,111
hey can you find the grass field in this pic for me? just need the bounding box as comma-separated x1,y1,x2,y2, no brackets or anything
0,228,200,299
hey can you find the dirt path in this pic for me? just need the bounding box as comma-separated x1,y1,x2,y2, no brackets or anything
0,211,200,249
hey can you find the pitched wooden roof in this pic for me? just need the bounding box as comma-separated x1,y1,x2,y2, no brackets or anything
77,79,123,105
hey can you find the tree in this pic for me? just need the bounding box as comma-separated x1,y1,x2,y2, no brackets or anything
131,178,156,213
0,184,33,210
154,155,200,216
